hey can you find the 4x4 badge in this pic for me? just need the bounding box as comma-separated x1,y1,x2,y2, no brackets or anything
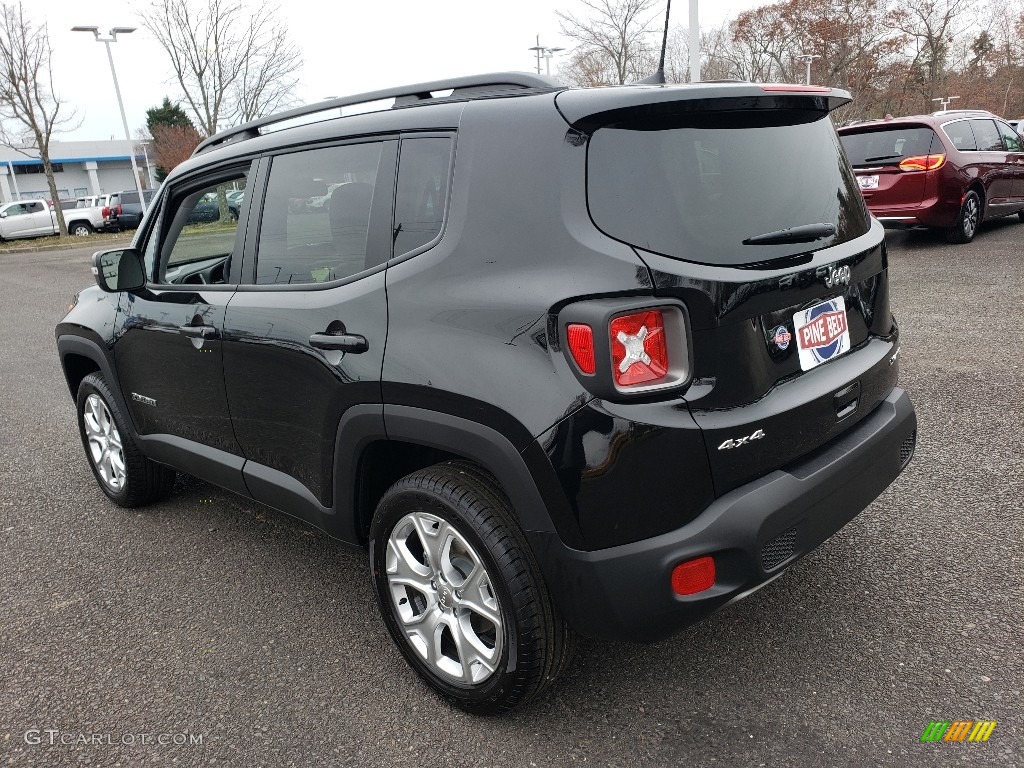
718,429,766,451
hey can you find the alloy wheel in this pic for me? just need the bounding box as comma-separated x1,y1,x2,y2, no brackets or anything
83,393,126,491
385,511,504,685
963,195,979,238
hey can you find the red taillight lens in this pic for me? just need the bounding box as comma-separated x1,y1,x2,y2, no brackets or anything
671,556,716,595
898,153,945,172
566,323,596,375
101,206,109,217
609,309,668,387
115,204,123,215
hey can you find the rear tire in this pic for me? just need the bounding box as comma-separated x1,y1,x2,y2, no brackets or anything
76,373,175,507
369,461,574,714
68,221,93,237
945,190,981,243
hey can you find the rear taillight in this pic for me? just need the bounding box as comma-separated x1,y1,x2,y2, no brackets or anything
115,204,123,215
101,206,109,217
566,324,596,375
609,309,668,387
898,153,945,172
559,301,690,399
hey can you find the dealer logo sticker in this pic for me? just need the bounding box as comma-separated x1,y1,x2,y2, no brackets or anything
793,297,851,371
770,325,792,351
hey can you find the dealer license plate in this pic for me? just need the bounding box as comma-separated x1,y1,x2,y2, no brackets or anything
793,297,851,371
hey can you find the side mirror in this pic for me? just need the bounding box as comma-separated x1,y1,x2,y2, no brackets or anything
0,211,7,218
92,248,146,292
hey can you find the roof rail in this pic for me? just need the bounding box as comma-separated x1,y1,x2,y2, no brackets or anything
931,108,995,117
193,72,565,155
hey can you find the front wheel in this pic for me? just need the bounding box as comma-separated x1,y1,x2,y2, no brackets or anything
945,190,981,243
369,462,574,714
76,373,175,507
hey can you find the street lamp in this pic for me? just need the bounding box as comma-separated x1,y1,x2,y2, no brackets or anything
528,36,564,76
793,53,820,85
931,95,960,111
71,26,148,215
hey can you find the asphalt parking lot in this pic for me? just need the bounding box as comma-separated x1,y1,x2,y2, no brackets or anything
1,222,1021,767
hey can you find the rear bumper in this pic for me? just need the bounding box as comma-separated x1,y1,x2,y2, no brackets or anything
868,197,960,229
528,387,916,643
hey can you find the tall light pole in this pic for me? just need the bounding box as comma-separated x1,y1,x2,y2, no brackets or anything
528,36,564,76
931,95,960,111
794,53,820,85
688,0,699,83
71,26,148,215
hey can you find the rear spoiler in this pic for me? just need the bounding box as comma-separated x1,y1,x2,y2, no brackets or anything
555,82,852,133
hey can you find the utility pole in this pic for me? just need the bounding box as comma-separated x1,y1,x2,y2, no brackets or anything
931,95,960,111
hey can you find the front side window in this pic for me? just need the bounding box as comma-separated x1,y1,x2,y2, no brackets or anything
152,170,249,284
970,119,1004,151
256,142,383,285
393,137,453,258
996,120,1021,152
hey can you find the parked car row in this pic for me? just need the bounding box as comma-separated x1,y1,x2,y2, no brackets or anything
837,109,1024,243
0,189,163,242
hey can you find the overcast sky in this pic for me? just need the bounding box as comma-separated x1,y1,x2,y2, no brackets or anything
43,0,766,142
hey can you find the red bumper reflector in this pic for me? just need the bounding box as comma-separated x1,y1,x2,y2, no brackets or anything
671,556,716,595
566,323,596,374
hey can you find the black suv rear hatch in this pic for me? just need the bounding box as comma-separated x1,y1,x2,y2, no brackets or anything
560,85,899,494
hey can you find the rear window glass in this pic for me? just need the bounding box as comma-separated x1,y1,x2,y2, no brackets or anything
120,192,139,205
588,115,870,267
838,126,938,166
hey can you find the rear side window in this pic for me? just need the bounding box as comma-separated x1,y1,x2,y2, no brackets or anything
838,126,938,165
970,119,1003,151
256,142,383,285
942,121,977,151
589,115,870,267
393,137,452,258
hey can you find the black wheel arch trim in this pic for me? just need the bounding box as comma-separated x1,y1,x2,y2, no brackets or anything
381,405,582,548
56,333,139,438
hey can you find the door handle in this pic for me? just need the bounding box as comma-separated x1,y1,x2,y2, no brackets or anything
309,332,368,353
179,324,217,339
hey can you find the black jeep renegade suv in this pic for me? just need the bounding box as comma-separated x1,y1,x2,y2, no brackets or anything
56,73,917,713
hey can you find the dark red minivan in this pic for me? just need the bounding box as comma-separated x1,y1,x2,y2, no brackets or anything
838,111,1024,243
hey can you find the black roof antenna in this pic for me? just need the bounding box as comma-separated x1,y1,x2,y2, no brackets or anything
639,0,672,84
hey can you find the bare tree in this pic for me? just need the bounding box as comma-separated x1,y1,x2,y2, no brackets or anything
891,0,976,110
558,0,661,85
0,3,76,234
140,0,302,137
